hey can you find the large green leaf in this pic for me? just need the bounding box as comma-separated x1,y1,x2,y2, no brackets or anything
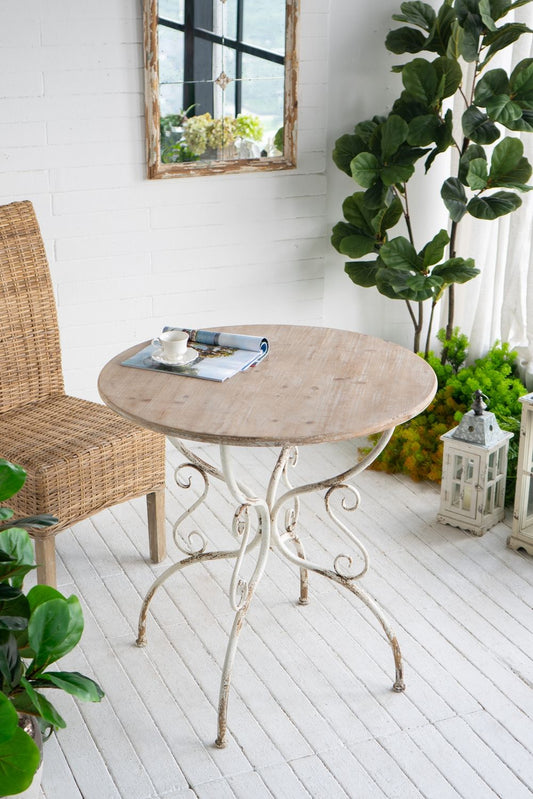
345,259,381,288
386,27,427,54
467,157,489,189
468,190,523,219
355,116,387,144
441,177,468,222
489,137,532,188
381,162,416,186
26,584,65,613
486,95,523,125
338,233,377,259
510,58,533,106
392,2,436,30
38,671,104,703
28,598,71,666
0,630,22,692
351,152,380,188
0,692,17,744
374,197,404,234
26,593,84,667
392,94,431,123
481,23,532,67
20,677,66,728
376,267,442,301
380,236,422,272
0,543,35,585
455,0,482,26
433,56,463,99
402,58,439,104
0,461,25,503
420,229,450,267
479,0,498,29
424,109,454,171
2,513,57,533
332,134,368,177
459,144,487,184
408,114,441,145
0,725,40,796
506,109,533,132
341,192,375,234
474,68,510,106
462,106,500,144
375,267,408,299
332,220,376,258
432,257,479,284
0,527,34,568
426,2,457,55
363,181,390,210
381,115,409,161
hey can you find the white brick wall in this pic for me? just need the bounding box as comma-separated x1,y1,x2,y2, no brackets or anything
0,1,330,401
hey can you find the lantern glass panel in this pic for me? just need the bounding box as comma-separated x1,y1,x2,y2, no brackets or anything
486,484,494,513
462,484,472,511
487,451,496,482
526,475,533,520
496,478,504,509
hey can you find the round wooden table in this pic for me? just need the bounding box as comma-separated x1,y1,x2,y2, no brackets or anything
99,325,436,747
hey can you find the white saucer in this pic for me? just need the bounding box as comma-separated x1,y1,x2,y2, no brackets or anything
151,347,198,366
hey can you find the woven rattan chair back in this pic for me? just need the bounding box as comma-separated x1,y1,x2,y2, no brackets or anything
0,201,64,413
0,201,166,586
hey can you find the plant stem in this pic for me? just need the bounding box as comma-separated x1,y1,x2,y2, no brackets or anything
425,300,437,358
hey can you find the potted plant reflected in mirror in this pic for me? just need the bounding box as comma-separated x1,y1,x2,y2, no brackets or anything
160,110,282,164
0,459,104,798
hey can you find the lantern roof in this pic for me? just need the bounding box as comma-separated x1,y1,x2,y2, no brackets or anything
446,390,510,447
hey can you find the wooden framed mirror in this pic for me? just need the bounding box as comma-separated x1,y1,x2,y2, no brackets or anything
143,0,299,179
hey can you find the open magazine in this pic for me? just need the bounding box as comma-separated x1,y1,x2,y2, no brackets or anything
121,326,269,382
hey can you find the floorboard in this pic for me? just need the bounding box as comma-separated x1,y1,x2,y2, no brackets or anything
34,440,533,799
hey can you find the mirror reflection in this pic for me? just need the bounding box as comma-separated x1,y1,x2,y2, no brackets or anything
144,0,298,178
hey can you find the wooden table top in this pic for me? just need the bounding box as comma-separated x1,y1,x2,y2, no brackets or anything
98,325,437,447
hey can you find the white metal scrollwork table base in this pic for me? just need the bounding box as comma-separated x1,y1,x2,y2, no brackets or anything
98,325,437,748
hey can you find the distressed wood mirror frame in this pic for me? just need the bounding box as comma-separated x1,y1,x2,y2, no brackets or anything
143,0,299,179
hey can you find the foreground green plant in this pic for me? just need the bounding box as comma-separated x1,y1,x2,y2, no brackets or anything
332,0,533,353
368,331,526,502
0,459,104,796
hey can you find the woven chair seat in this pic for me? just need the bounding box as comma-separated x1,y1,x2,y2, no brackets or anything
0,394,164,529
0,200,166,585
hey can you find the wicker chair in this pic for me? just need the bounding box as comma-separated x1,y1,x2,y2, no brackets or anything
0,200,166,586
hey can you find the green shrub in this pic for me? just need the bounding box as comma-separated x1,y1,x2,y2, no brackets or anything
367,332,526,503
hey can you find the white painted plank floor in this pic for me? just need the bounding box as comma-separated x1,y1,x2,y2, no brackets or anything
34,439,533,799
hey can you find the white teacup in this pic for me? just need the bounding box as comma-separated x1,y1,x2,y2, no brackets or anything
152,329,189,362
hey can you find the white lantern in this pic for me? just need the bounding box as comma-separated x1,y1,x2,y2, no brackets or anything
508,393,533,556
438,391,513,536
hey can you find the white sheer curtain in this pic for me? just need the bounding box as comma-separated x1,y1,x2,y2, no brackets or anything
440,10,533,385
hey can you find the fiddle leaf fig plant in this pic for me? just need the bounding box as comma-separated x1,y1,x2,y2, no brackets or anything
0,459,104,797
332,0,533,355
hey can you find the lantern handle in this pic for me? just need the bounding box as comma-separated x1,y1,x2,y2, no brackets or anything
472,390,488,415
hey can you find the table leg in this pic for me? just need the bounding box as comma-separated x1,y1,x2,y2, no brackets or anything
215,445,271,748
269,429,406,692
138,431,405,748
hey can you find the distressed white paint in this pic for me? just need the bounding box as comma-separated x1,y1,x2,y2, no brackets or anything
33,439,533,799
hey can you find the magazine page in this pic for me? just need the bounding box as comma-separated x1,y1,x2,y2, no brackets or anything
166,327,268,355
121,327,269,382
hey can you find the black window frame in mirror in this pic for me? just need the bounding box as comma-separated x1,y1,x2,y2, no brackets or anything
143,0,299,179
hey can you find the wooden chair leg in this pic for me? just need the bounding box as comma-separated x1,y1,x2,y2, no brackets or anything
146,488,166,563
34,536,57,587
